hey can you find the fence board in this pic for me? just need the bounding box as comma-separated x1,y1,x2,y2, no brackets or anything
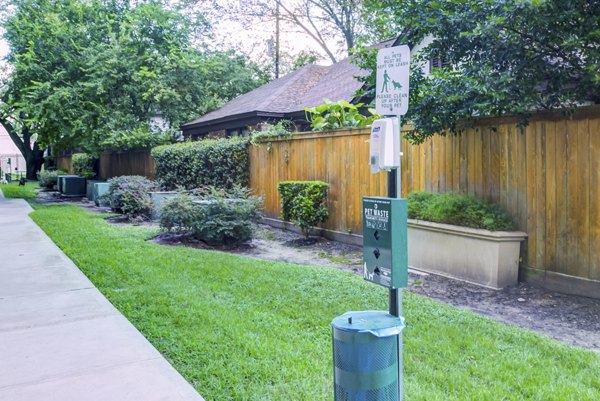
590,117,600,281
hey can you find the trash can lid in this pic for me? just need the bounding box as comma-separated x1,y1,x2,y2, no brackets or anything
331,310,405,338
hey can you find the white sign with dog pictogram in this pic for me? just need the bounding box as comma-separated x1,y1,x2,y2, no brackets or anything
375,45,410,116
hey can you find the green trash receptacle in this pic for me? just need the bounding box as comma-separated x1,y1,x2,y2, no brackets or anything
332,311,404,401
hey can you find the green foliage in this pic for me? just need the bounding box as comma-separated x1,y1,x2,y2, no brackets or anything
278,181,329,238
37,169,66,189
160,186,262,245
304,99,379,131
0,0,268,155
250,121,293,151
71,153,97,179
152,137,250,190
104,175,156,219
31,204,600,401
98,126,172,152
359,0,600,143
407,192,515,231
159,192,202,235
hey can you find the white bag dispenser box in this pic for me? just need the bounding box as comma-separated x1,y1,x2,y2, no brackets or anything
370,118,400,173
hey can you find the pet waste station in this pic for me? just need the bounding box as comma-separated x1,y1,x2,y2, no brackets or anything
331,45,410,401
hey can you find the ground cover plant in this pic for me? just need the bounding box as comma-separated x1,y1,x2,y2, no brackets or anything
407,191,515,231
0,181,38,199
29,204,600,401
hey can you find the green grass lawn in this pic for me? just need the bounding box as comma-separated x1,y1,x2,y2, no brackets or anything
30,205,600,401
1,180,38,199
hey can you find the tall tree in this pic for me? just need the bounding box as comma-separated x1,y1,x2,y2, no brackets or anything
217,0,373,65
362,0,600,143
0,0,267,178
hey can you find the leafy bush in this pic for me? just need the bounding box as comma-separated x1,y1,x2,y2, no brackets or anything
152,137,249,190
160,192,202,234
278,181,329,238
304,99,379,131
160,186,262,245
72,153,97,179
407,192,515,231
38,169,67,189
104,175,156,219
100,126,171,152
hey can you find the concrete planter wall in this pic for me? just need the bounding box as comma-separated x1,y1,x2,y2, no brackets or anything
150,191,178,220
94,182,110,207
408,219,527,289
86,180,103,201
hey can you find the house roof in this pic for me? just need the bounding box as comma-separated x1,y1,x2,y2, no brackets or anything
181,56,369,131
182,39,399,133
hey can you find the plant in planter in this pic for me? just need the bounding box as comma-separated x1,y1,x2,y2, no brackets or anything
406,192,526,289
407,192,514,231
278,181,329,240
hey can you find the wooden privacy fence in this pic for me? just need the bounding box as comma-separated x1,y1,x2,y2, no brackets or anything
57,149,155,180
249,129,387,236
98,149,155,180
249,106,600,291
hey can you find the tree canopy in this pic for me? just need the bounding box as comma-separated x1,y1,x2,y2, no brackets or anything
0,0,267,177
361,0,600,143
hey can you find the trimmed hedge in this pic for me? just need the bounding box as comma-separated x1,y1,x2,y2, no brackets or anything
278,181,329,239
407,191,515,231
152,138,249,190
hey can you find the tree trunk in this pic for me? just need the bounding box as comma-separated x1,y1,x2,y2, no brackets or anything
0,119,44,180
24,146,44,180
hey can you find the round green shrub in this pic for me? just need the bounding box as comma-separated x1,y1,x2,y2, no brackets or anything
160,192,202,234
160,187,262,245
38,169,67,189
104,175,156,219
407,192,515,231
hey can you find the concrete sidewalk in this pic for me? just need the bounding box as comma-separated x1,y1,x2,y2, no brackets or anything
0,193,204,401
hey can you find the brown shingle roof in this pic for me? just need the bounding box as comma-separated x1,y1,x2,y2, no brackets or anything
182,57,366,128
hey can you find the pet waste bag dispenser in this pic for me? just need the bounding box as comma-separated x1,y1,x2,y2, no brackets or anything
332,311,404,400
332,196,408,401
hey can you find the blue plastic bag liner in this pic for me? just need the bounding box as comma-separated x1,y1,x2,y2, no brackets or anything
332,311,404,338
